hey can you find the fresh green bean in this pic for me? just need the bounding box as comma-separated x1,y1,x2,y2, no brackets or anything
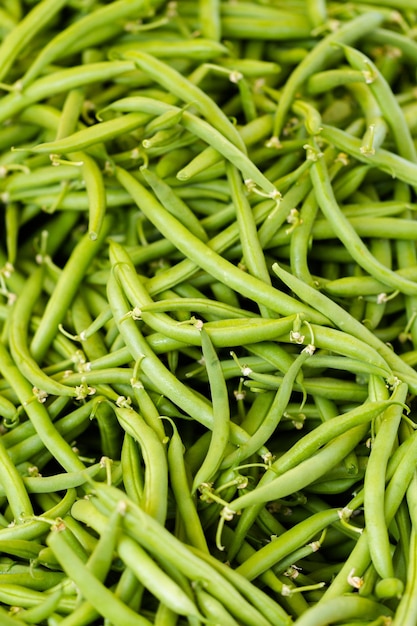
292,596,391,626
114,165,327,322
21,0,166,87
393,519,417,625
141,167,208,242
227,163,271,310
0,342,85,472
236,508,341,581
225,424,369,521
271,11,385,140
123,49,246,150
47,521,154,626
75,486,275,626
0,488,76,543
192,325,230,491
112,403,168,524
309,140,417,295
189,542,293,626
111,38,228,61
365,382,407,578
30,214,112,362
343,45,417,163
272,263,417,391
320,124,417,186
0,62,137,125
0,0,68,84
222,345,314,468
9,265,78,398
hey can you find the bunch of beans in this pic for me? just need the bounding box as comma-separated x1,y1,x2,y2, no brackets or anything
1,0,417,624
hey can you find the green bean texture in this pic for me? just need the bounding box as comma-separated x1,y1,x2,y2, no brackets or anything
1,1,417,624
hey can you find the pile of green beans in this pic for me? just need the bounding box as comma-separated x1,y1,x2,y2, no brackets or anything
2,0,417,624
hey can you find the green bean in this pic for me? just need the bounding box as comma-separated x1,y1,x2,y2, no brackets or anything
226,424,369,521
393,521,417,624
258,172,312,249
112,403,168,524
0,488,76,543
272,263,417,391
227,162,271,311
21,0,166,87
292,596,391,626
343,44,417,163
235,507,341,581
120,49,247,151
271,11,385,140
145,313,297,348
281,323,391,376
75,488,275,626
31,110,151,154
5,164,81,195
198,0,221,41
136,201,268,296
5,399,93,465
0,0,68,84
30,214,111,362
121,433,144,506
221,15,310,41
46,521,154,626
323,427,417,600
218,58,280,78
0,583,72,610
0,62,137,125
111,38,228,61
0,436,33,521
309,140,417,295
222,345,314,468
188,543,293,626
367,27,417,63
9,265,77,398
107,268,213,430
113,567,144,616
20,463,104,494
176,112,274,182
139,297,257,321
45,97,275,193
323,266,417,298
165,419,208,552
320,124,417,186
312,216,417,240
0,342,85,472
195,585,241,626
308,68,372,95
76,498,204,620
114,165,327,322
192,325,230,491
15,587,64,625
0,539,43,561
0,393,18,423
154,602,178,626
140,167,208,242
